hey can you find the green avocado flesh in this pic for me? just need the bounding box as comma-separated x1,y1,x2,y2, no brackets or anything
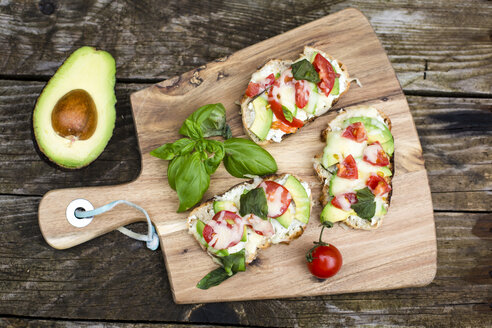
213,201,237,213
320,203,354,223
282,175,310,224
250,96,273,141
329,164,392,196
33,46,116,169
275,209,294,228
343,117,394,156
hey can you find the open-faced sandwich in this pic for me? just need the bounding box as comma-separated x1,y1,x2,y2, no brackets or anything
313,106,394,230
241,46,351,145
187,174,311,288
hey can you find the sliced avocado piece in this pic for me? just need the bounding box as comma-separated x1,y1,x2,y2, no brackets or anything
195,219,209,248
321,132,366,169
375,201,387,217
241,226,247,242
320,203,354,224
283,175,310,223
33,46,116,169
330,64,340,96
381,139,394,157
303,82,319,114
249,96,273,140
213,200,237,213
378,166,392,177
275,209,294,228
329,170,366,197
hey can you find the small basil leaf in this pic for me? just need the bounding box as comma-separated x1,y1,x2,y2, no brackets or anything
351,187,376,220
175,152,210,212
204,139,225,175
179,120,204,140
221,249,246,275
291,59,320,83
282,106,294,123
167,155,187,191
172,138,195,155
239,188,268,220
180,103,227,138
150,143,175,160
223,138,278,178
197,267,235,290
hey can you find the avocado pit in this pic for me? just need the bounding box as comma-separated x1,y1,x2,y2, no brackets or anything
51,89,97,140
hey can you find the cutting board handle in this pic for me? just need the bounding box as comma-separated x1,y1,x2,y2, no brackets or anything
38,181,150,249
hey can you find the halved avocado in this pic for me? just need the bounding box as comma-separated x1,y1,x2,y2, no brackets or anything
283,175,310,223
33,46,116,169
250,96,273,140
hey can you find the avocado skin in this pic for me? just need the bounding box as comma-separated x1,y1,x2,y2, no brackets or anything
33,46,116,169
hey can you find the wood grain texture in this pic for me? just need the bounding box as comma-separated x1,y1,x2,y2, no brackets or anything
0,0,490,94
0,195,489,326
37,9,437,303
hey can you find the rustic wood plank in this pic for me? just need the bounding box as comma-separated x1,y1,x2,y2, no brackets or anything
0,195,489,326
0,80,141,195
0,0,490,94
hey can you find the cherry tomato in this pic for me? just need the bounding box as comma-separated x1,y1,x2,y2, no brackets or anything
268,78,304,128
312,53,337,96
366,174,391,196
245,73,275,97
342,122,368,143
203,211,244,249
331,192,357,211
295,80,310,109
363,141,390,166
271,120,298,134
246,214,275,237
307,244,343,279
259,180,293,218
337,154,358,179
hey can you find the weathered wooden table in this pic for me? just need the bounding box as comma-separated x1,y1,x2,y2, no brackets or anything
1,1,490,327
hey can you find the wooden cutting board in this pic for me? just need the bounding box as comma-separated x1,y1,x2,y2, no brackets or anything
38,8,437,304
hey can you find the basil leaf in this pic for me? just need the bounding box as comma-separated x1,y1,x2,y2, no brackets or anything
175,152,210,212
167,154,187,191
179,120,204,140
351,187,376,220
221,249,246,275
239,188,268,220
291,59,320,83
180,103,227,138
223,138,278,178
223,124,232,140
197,267,235,290
282,106,294,123
150,143,175,160
204,139,225,175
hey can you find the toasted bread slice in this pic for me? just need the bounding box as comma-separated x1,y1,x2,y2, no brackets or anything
313,105,394,230
187,174,312,264
241,46,351,145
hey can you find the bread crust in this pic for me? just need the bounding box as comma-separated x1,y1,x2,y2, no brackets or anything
240,47,351,145
187,173,312,264
313,106,394,230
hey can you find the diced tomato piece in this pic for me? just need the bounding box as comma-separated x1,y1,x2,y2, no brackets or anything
312,53,336,96
366,174,392,196
268,80,304,128
363,141,390,166
259,180,293,218
295,80,310,109
202,211,244,249
245,73,276,98
331,192,357,211
271,120,298,134
342,122,368,143
246,214,275,237
337,155,358,179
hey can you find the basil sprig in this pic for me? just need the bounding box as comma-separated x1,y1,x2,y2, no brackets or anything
151,104,278,212
282,105,294,123
197,249,246,289
291,59,320,83
239,188,268,219
351,187,376,220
